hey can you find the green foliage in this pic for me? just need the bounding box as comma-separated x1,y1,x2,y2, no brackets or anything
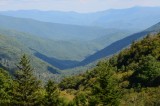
12,54,41,105
120,87,160,106
0,29,160,106
74,92,88,106
0,68,13,105
44,80,62,106
60,33,160,106
113,34,160,87
59,75,84,90
0,33,60,82
117,34,160,71
88,61,121,106
130,55,160,87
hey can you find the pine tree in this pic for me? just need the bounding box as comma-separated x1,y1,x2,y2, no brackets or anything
131,55,160,87
12,54,41,106
89,61,121,106
44,80,62,106
0,68,12,105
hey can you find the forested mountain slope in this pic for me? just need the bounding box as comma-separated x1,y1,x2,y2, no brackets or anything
0,15,134,61
59,33,160,106
78,22,160,66
0,32,61,81
0,28,97,61
0,28,159,106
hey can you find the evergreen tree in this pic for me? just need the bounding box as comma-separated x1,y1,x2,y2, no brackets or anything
44,80,61,106
89,61,121,106
12,54,41,106
0,68,12,105
131,55,160,87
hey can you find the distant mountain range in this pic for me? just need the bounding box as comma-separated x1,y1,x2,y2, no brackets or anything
1,6,160,31
0,14,134,61
0,15,108,41
0,6,160,78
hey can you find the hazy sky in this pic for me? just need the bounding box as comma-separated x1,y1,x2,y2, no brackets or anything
0,0,160,12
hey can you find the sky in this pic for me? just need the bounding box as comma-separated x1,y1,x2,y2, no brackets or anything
0,0,160,12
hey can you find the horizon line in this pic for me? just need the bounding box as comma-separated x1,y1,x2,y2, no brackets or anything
0,6,160,13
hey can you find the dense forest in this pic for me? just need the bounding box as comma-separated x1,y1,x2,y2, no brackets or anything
0,33,160,105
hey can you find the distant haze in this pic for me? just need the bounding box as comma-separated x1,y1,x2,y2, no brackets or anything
0,0,160,13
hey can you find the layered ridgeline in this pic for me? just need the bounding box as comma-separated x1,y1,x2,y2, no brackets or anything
0,14,134,69
0,16,130,80
0,16,160,78
0,32,61,82
59,33,160,106
0,8,160,79
0,29,159,106
1,7,160,31
78,22,160,66
0,14,109,41
0,15,133,60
